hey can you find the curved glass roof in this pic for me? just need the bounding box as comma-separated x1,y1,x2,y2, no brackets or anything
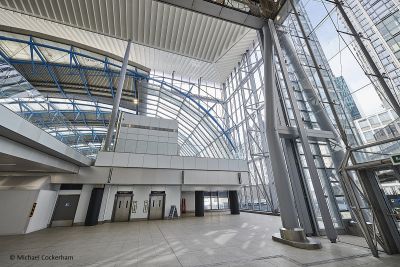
0,31,239,159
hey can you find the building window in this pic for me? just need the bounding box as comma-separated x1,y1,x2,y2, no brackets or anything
204,191,230,210
358,119,370,130
368,116,381,128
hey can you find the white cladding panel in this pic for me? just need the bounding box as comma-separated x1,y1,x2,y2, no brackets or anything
0,190,38,235
181,191,195,212
111,168,181,184
116,114,178,155
51,167,110,184
95,152,249,172
26,190,57,233
73,185,94,224
184,170,240,185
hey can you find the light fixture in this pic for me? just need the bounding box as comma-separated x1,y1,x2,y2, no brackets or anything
133,98,139,105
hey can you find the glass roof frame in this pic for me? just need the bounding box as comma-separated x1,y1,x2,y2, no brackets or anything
0,30,240,159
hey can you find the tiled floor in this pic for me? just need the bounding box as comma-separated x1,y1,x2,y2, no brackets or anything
0,212,399,267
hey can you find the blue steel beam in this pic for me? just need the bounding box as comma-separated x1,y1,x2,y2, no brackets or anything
0,35,148,80
104,57,115,99
29,37,67,98
1,33,235,154
70,47,92,98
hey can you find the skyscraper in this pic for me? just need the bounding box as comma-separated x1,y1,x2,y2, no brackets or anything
334,76,362,120
343,0,400,109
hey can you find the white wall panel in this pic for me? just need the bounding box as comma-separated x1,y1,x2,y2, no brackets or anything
184,170,240,185
181,191,195,212
0,190,38,235
73,185,94,224
25,190,57,233
51,167,110,184
111,168,181,184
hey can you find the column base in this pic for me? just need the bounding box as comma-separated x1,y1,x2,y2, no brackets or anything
272,228,322,250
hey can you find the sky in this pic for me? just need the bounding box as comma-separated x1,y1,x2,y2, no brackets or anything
302,0,385,117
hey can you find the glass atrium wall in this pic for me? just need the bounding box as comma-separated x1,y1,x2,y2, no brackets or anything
224,43,277,212
225,37,347,228
145,71,237,159
223,1,380,229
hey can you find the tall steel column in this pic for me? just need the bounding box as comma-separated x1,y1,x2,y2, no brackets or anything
333,0,400,117
262,22,299,229
289,0,351,148
104,40,132,151
268,20,338,242
279,33,346,170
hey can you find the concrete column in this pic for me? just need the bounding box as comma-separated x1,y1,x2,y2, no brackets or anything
229,191,240,215
104,40,132,151
262,23,299,229
85,188,104,226
195,191,204,217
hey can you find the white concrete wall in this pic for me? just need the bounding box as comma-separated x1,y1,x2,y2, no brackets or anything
116,114,178,155
51,167,110,184
181,185,241,191
0,104,91,167
98,184,112,222
0,190,38,235
95,152,248,173
129,185,148,220
26,190,57,233
111,168,181,184
164,185,181,217
181,191,195,212
184,170,240,185
73,185,94,224
52,166,246,187
0,176,51,190
101,185,181,221
0,136,79,173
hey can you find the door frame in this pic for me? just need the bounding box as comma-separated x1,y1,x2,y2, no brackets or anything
148,191,166,220
111,191,133,222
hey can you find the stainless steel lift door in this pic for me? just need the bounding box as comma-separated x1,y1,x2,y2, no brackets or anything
113,195,132,222
149,195,164,220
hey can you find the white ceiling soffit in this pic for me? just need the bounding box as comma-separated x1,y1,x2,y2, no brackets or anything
0,0,258,82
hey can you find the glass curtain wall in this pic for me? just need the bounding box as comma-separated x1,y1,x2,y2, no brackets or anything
223,3,364,229
224,42,277,213
145,71,238,159
225,42,347,227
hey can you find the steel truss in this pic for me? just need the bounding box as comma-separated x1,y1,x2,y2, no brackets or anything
0,31,240,159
